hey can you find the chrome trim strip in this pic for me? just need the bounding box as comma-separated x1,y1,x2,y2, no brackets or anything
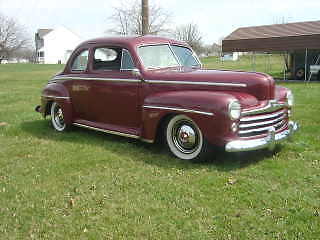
239,115,286,128
239,120,285,134
240,109,286,122
41,95,70,99
51,76,245,87
145,80,246,87
225,121,299,152
242,100,288,116
143,105,213,116
73,123,140,139
53,76,141,83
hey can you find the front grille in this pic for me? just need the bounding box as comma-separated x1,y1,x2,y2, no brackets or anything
239,109,288,138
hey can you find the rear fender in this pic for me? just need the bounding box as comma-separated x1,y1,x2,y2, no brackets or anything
141,90,238,145
41,83,73,124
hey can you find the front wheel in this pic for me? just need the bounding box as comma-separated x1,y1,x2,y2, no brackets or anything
165,115,210,161
50,102,69,132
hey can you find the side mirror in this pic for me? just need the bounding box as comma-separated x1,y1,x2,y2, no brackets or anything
131,68,141,78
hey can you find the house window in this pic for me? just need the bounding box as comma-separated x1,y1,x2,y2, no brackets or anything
38,51,44,57
71,50,89,71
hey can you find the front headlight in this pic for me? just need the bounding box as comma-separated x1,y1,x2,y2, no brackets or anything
286,90,294,107
228,100,241,120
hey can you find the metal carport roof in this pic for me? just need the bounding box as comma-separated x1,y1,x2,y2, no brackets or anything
222,20,320,52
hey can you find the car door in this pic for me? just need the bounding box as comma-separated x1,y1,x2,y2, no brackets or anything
63,48,94,121
87,46,141,131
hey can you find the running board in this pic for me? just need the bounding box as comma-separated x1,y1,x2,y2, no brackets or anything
72,122,153,143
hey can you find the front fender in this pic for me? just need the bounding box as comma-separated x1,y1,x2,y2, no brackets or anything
41,83,73,124
141,90,239,146
275,86,289,102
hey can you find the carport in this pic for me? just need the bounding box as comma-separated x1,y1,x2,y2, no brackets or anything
222,20,320,80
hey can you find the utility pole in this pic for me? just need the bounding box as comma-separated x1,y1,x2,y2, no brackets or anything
141,0,149,35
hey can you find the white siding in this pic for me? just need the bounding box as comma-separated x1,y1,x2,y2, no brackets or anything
41,27,82,64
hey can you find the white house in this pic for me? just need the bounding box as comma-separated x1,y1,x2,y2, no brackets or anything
35,26,82,64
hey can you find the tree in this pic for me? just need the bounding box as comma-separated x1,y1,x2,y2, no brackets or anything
174,23,203,54
12,47,37,63
0,14,29,63
106,0,171,35
202,43,221,57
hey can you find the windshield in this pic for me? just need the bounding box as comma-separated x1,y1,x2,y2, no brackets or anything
137,45,179,69
171,45,201,68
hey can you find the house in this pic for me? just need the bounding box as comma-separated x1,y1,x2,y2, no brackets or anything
35,26,82,64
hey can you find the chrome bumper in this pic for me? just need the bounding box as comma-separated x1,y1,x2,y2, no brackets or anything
225,121,299,152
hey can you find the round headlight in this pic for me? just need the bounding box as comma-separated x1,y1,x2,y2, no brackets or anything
228,100,241,120
286,90,294,107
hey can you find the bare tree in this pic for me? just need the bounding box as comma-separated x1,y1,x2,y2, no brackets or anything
12,47,37,63
174,23,203,54
0,14,29,63
106,0,171,35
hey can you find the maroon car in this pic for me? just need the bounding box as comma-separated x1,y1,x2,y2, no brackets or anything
36,36,298,161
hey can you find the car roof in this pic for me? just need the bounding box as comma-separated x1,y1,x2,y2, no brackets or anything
80,35,189,48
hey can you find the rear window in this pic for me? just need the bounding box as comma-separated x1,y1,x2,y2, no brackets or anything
71,49,89,71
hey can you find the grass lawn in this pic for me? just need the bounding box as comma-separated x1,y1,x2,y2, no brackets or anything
0,64,319,239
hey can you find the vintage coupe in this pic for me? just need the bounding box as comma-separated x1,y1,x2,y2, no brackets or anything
36,36,298,161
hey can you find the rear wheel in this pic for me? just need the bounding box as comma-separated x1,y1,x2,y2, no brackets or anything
50,102,69,132
165,114,209,161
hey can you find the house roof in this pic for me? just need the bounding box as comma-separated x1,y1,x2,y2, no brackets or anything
222,20,320,52
37,29,53,38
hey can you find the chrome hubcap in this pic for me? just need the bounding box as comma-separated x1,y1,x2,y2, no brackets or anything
172,122,199,153
54,106,65,129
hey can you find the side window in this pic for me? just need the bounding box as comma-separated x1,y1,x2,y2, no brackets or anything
71,49,89,71
93,47,121,70
121,49,135,70
171,45,200,68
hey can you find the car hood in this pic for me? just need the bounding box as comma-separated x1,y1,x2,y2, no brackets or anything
144,67,275,101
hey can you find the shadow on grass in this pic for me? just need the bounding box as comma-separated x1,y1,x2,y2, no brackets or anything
20,120,280,172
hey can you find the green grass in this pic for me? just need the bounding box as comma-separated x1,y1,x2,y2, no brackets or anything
202,54,284,78
0,63,319,239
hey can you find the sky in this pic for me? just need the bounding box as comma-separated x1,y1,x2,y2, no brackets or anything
1,0,320,45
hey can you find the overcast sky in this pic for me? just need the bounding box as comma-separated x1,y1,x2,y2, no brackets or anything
1,0,320,44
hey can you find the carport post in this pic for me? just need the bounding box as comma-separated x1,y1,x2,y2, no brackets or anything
304,48,308,81
252,52,256,71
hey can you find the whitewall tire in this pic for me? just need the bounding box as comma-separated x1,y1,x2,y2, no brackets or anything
50,102,68,132
165,114,208,161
